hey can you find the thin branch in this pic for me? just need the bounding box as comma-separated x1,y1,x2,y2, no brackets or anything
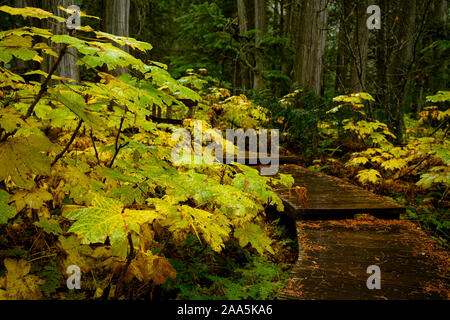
126,232,135,264
115,116,125,154
108,115,129,168
90,130,101,165
430,118,449,138
51,119,83,167
108,142,129,169
394,153,432,181
147,115,182,125
26,30,73,118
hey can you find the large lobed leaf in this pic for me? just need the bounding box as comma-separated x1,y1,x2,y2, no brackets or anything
0,190,16,224
63,196,159,257
0,6,65,22
0,134,53,190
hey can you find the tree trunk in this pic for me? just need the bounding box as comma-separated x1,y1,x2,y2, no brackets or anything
431,0,448,28
103,0,130,77
41,0,80,84
281,0,294,78
349,0,368,92
292,0,329,95
430,0,448,91
335,0,351,94
254,0,267,91
385,0,417,143
237,0,252,90
238,0,249,34
376,0,388,106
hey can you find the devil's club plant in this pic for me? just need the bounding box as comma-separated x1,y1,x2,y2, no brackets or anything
0,6,294,299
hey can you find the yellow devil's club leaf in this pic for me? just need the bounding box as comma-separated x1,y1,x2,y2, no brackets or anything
10,188,52,212
57,5,100,20
126,251,176,285
0,258,44,300
0,5,65,22
0,66,25,88
94,31,153,52
356,169,382,185
0,35,38,63
354,92,375,101
0,107,25,133
0,27,53,39
157,202,231,252
234,222,274,255
62,196,159,257
381,158,408,171
57,235,95,272
0,134,53,190
346,157,369,167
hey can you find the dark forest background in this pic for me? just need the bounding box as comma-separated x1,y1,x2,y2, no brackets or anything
1,0,448,145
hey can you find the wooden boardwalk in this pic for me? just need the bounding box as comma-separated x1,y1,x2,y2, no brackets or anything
280,218,449,300
268,164,448,300
275,164,405,220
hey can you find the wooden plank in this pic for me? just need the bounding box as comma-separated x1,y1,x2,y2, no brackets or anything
280,219,449,300
274,164,405,220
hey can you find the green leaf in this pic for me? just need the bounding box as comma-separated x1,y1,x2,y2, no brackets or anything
159,204,231,252
417,167,450,188
278,174,295,189
0,190,16,224
63,196,159,257
51,90,99,127
426,91,450,103
0,35,38,63
0,134,53,190
146,66,201,101
234,222,274,255
34,217,63,235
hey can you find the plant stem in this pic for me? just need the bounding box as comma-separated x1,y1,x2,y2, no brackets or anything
26,31,73,118
90,130,101,165
108,115,129,168
51,119,83,167
394,153,432,181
